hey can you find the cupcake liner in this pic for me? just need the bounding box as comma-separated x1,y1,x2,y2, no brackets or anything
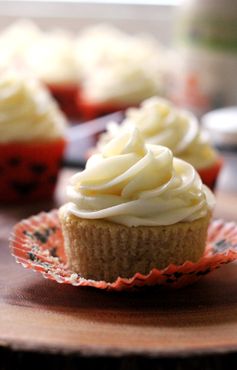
0,139,66,203
77,95,134,120
47,83,80,120
10,210,237,291
197,157,224,190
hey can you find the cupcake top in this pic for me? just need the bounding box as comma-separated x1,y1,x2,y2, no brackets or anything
0,71,67,143
0,20,42,64
76,24,164,74
98,97,217,169
75,24,127,75
25,31,78,84
81,63,159,104
66,128,215,227
76,24,165,101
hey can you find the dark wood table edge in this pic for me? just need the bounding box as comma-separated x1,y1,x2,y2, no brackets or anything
1,338,237,359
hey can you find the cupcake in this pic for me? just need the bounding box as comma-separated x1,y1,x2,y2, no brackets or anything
0,71,67,203
60,128,215,282
25,31,79,119
76,24,165,119
97,97,222,189
78,63,159,120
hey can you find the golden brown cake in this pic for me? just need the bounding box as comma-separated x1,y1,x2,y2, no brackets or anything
60,210,210,282
60,128,215,282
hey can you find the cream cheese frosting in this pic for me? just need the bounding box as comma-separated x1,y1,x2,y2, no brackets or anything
76,24,164,75
25,31,78,84
75,24,128,76
76,24,165,102
66,128,215,227
98,97,217,169
81,63,159,104
0,20,42,62
0,71,67,143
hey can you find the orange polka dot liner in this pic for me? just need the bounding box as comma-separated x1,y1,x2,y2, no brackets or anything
10,210,237,291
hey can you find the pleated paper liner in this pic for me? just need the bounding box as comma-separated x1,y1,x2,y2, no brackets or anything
46,83,80,120
0,139,66,203
197,157,224,191
10,210,237,291
77,95,135,121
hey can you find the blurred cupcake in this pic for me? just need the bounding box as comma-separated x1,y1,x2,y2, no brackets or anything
60,128,215,282
97,97,223,190
78,63,160,120
25,31,79,119
0,19,42,70
76,24,166,119
0,71,67,203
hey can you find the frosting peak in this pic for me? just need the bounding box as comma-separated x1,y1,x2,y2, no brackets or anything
98,97,217,169
67,128,215,226
25,31,78,84
102,128,146,157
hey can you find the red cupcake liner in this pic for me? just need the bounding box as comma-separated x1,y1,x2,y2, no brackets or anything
197,157,223,191
77,94,136,120
10,210,237,291
0,139,66,203
46,83,80,120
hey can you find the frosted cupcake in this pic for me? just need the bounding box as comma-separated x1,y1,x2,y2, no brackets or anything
78,63,159,120
25,31,79,118
60,128,215,282
0,71,67,202
97,97,222,189
76,24,165,119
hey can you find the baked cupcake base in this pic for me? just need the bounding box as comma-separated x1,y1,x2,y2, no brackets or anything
60,208,210,282
11,210,237,290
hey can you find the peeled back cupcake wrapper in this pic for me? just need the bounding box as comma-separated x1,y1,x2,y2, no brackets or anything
10,210,237,291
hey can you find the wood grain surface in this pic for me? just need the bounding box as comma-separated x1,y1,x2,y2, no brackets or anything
1,161,237,359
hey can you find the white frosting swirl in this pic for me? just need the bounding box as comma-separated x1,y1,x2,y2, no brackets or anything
0,71,67,143
82,63,159,104
66,128,215,227
25,31,78,84
76,24,165,103
76,24,164,73
0,20,42,61
98,97,217,169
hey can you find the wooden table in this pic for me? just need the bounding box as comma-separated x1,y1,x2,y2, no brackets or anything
1,152,237,370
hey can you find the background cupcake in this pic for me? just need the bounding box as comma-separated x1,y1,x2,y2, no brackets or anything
0,71,67,203
76,24,166,119
25,30,79,119
97,97,223,190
